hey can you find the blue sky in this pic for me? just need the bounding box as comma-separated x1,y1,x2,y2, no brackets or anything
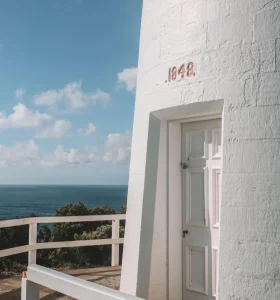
0,0,142,185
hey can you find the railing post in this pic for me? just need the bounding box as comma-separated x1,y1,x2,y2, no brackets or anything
111,219,120,266
21,277,40,300
28,223,37,265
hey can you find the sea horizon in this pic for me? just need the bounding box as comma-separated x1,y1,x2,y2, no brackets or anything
0,185,128,220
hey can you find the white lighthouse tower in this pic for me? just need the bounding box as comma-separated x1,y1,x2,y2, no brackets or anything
121,1,280,299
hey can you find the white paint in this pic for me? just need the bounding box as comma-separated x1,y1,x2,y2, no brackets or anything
121,0,280,299
166,105,223,300
132,114,161,299
121,100,223,300
0,215,125,268
167,120,183,300
0,214,126,228
0,238,124,258
182,119,221,299
148,120,168,300
112,219,120,266
21,278,39,300
22,264,145,300
28,223,37,265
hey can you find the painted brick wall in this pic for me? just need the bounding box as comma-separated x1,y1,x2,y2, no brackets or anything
121,0,280,299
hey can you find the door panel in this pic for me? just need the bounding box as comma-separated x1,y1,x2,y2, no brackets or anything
212,129,222,158
186,169,206,227
212,249,219,297
182,119,222,300
186,245,208,294
187,131,207,159
212,168,221,229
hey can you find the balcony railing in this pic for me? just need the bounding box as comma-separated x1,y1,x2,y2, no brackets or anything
0,215,145,299
22,264,144,300
0,214,125,266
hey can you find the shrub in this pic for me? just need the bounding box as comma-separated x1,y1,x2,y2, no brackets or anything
0,202,126,272
75,224,125,266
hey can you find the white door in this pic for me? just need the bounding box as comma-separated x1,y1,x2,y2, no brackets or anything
182,119,222,300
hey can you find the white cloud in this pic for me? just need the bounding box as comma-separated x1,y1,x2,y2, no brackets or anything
56,145,99,164
0,140,39,167
36,120,71,139
34,81,110,112
0,103,52,129
0,140,99,168
78,122,96,136
0,103,71,139
42,145,99,166
117,67,138,92
0,130,132,168
15,88,26,100
104,130,132,164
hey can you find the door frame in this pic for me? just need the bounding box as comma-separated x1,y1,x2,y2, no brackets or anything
167,113,223,300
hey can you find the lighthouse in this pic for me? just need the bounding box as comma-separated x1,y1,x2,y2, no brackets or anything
121,1,280,299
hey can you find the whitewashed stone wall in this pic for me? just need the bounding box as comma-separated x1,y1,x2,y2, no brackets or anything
121,0,280,299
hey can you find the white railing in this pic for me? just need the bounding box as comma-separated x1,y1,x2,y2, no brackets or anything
0,214,125,266
22,264,145,300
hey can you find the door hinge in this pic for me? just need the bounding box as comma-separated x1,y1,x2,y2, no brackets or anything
183,230,188,238
180,159,189,169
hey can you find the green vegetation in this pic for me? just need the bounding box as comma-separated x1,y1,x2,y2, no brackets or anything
0,202,126,273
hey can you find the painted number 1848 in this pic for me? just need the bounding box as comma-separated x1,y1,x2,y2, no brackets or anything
167,62,196,83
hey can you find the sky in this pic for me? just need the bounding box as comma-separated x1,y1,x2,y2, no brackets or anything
0,0,142,185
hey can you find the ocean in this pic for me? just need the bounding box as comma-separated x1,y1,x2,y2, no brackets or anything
0,185,128,220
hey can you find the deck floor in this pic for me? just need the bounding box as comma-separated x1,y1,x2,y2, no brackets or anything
0,266,121,300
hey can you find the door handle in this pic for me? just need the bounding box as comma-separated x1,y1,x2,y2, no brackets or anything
183,230,188,238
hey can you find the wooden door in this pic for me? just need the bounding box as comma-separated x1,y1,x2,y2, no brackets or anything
182,119,222,300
